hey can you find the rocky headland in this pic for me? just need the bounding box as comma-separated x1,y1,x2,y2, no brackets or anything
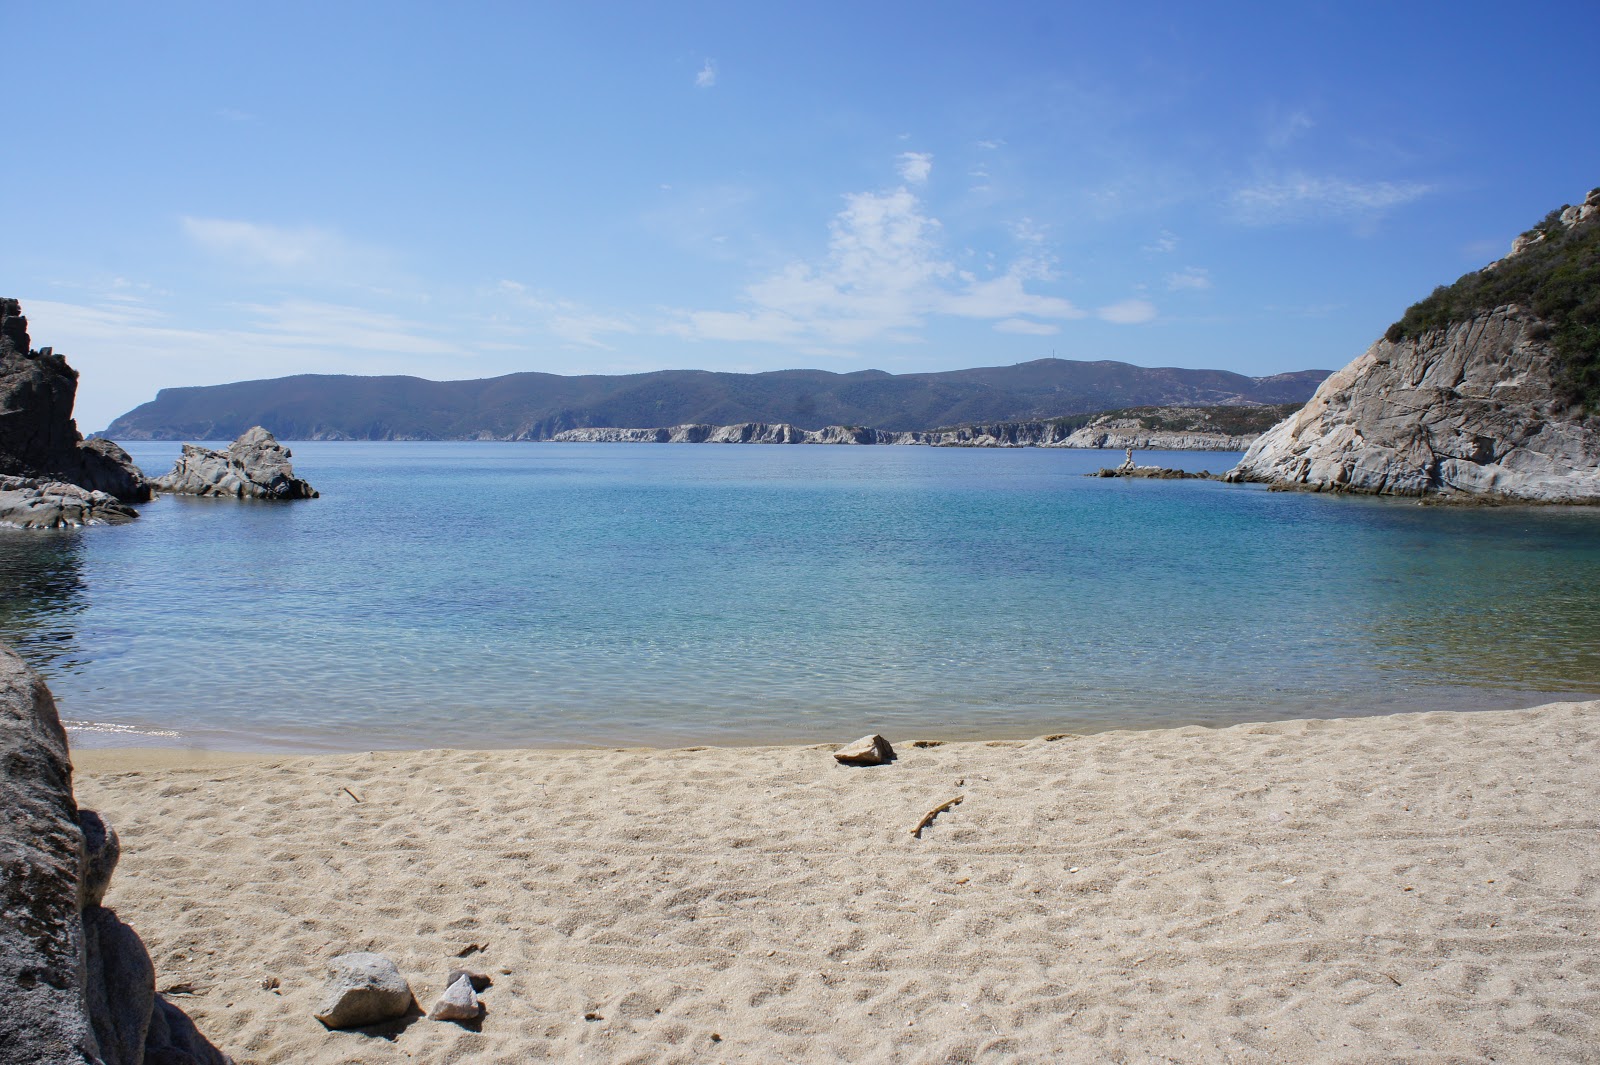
0,643,229,1064
0,299,148,528
103,360,1330,442
1227,188,1600,502
153,427,319,500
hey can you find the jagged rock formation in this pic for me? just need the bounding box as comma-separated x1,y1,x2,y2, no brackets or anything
104,359,1330,441
0,643,230,1065
0,299,147,504
153,427,318,500
551,405,1289,450
1228,190,1600,502
0,475,141,530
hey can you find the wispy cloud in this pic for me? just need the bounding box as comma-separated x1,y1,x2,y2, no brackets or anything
25,296,466,430
1264,109,1314,149
1143,230,1178,254
896,151,933,184
1097,299,1156,325
495,280,638,349
995,318,1060,336
182,217,342,269
666,170,1084,348
1230,174,1432,224
1166,267,1211,291
695,59,716,88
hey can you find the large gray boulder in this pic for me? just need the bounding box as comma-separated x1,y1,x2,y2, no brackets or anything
153,426,318,500
1226,308,1600,501
0,299,148,504
314,952,414,1028
0,644,231,1065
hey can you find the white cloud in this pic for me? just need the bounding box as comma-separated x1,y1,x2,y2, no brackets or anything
181,217,348,270
695,60,716,88
1231,174,1432,224
1144,230,1178,254
1166,267,1211,291
994,318,1060,336
24,296,467,431
666,178,1083,349
896,151,933,184
975,139,1004,150
1265,109,1314,149
1097,299,1157,325
494,280,639,349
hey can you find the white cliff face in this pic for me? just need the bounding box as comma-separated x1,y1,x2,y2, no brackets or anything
551,420,1257,449
1226,307,1600,502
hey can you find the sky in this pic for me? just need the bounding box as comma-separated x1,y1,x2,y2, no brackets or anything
9,2,1600,432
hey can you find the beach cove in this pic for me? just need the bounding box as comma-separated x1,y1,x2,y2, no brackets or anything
5,443,1600,753
76,701,1600,1063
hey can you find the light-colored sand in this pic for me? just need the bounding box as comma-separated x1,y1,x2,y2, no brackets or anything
74,703,1600,1064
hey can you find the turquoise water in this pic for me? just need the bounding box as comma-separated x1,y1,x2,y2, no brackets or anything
2,442,1599,752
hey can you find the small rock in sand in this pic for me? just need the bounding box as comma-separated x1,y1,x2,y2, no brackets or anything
429,974,481,1022
314,952,413,1029
834,734,894,765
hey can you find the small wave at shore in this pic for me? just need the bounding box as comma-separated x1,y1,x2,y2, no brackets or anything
65,720,181,739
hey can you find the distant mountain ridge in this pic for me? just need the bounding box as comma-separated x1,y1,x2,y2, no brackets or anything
104,358,1331,441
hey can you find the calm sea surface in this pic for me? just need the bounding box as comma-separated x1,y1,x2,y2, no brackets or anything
3,442,1599,752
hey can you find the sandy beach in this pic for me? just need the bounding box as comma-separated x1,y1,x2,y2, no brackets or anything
74,702,1600,1064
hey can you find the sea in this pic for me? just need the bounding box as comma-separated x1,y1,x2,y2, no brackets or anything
3,441,1599,753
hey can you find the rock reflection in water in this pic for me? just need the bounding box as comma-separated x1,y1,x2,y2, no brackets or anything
0,530,88,674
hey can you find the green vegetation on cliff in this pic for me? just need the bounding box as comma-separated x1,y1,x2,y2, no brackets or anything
1032,403,1300,437
1386,193,1600,412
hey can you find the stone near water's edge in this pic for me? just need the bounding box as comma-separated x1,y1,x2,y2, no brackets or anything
154,426,319,500
0,298,148,504
314,952,414,1028
0,643,97,1064
0,643,232,1065
1090,466,1215,480
0,475,140,529
834,734,895,765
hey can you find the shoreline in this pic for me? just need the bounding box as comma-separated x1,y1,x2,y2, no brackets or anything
75,700,1600,1063
65,686,1600,766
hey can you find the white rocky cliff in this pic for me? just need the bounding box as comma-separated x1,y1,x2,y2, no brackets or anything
1227,189,1600,502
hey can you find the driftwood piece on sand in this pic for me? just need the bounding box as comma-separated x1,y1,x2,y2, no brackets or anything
910,795,964,838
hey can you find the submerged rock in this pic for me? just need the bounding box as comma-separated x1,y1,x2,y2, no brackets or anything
154,426,319,500
314,952,413,1028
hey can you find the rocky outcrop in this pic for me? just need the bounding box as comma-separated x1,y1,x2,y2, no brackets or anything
1226,308,1600,502
153,427,318,500
1228,185,1600,503
0,643,230,1065
0,299,147,504
0,476,141,529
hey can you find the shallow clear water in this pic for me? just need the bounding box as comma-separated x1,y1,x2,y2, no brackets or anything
3,442,1598,752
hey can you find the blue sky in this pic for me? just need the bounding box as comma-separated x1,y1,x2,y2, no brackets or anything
11,2,1599,431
